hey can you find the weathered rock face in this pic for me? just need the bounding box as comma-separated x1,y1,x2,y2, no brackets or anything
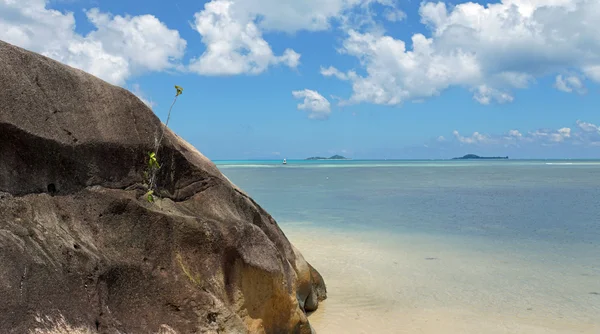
0,40,326,334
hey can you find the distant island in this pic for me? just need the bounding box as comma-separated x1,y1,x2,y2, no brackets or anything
305,155,349,160
452,154,509,160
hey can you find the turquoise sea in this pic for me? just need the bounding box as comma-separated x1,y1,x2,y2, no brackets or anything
217,160,600,333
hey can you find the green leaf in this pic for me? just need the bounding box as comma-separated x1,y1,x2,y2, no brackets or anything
175,85,183,96
148,151,160,169
145,190,154,203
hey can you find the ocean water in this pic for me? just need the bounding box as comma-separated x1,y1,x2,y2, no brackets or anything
217,160,600,333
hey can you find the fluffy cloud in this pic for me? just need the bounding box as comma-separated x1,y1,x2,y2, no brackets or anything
227,0,402,33
0,0,186,85
472,85,514,105
324,0,600,105
576,120,600,133
554,74,586,94
320,66,359,82
448,121,600,147
189,0,301,75
574,120,600,145
190,0,401,76
292,89,331,120
84,9,185,73
531,127,571,143
453,130,494,144
383,8,407,22
506,130,523,139
326,30,484,105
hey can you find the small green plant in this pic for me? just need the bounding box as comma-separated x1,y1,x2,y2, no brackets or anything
145,189,155,203
148,152,160,169
145,85,183,202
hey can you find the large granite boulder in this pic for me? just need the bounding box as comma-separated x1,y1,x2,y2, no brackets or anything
0,40,326,334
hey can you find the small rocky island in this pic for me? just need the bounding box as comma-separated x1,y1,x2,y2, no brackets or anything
305,155,348,160
453,154,509,160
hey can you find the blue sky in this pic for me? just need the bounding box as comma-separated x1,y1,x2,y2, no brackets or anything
2,0,600,159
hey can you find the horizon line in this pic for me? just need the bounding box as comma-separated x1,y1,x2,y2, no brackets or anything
211,158,600,161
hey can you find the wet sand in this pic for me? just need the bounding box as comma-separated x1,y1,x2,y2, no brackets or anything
283,224,600,334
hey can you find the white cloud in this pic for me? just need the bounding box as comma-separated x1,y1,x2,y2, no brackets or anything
453,130,494,144
554,74,586,94
445,121,600,147
528,127,572,144
280,48,302,68
507,130,522,137
530,127,571,143
232,0,373,33
189,0,301,75
0,0,186,85
576,120,600,133
324,0,600,105
292,89,331,120
383,8,406,22
231,0,401,33
472,85,514,105
574,120,600,145
327,30,483,105
189,0,401,76
320,66,357,80
505,129,523,140
515,127,571,144
557,128,572,140
84,9,186,72
583,65,600,82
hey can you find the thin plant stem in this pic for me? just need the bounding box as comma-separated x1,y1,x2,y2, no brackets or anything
148,94,180,194
154,95,179,155
146,86,183,201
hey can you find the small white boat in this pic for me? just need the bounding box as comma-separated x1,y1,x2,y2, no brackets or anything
283,158,287,165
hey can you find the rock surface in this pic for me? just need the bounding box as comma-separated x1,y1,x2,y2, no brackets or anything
0,40,326,334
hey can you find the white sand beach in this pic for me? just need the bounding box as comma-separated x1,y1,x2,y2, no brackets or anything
284,224,600,334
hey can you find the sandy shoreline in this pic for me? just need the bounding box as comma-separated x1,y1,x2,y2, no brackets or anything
283,224,600,334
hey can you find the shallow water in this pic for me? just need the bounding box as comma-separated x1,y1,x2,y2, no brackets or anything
218,160,600,333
